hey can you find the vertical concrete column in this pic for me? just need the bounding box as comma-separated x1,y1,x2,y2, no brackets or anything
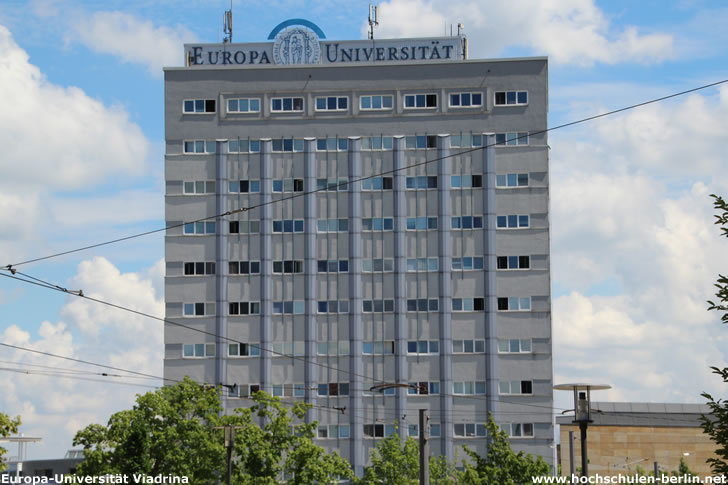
216,140,229,406
393,136,408,440
260,139,272,393
303,138,318,422
482,134,499,422
437,134,453,462
348,137,363,477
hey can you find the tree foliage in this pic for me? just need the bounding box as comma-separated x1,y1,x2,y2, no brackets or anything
356,415,549,484
458,415,550,484
702,194,728,476
0,412,21,472
73,378,352,484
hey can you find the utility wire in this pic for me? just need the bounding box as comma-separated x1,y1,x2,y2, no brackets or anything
1,269,573,416
4,77,727,271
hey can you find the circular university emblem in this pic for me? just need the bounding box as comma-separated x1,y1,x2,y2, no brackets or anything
273,26,321,65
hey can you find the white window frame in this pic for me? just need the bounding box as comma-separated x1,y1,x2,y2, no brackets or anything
183,99,216,114
270,96,304,112
315,96,349,112
359,94,394,111
448,92,483,108
404,93,438,109
494,90,528,106
227,97,261,113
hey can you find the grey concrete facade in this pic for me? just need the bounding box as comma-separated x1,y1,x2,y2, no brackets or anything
164,49,553,474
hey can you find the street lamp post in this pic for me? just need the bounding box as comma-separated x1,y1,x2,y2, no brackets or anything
554,383,611,477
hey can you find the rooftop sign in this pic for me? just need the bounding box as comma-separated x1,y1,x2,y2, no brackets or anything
184,19,465,67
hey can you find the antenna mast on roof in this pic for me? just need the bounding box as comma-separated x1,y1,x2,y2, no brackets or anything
223,1,233,43
368,4,379,40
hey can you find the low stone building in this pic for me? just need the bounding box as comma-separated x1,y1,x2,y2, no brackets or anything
557,402,718,478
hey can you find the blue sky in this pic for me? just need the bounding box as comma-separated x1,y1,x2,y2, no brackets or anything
1,0,728,461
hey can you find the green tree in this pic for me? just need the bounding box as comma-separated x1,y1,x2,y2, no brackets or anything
459,414,550,484
0,412,21,472
73,378,352,484
671,457,696,478
231,392,352,484
356,426,419,484
73,377,225,482
702,194,728,476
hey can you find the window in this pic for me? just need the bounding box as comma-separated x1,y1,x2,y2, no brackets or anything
361,218,393,231
228,301,261,315
498,339,532,354
318,424,350,439
273,219,304,233
361,177,393,190
364,424,396,438
231,384,261,398
228,261,260,275
497,297,531,312
229,220,260,234
453,381,486,395
406,298,439,312
361,136,394,150
182,343,216,358
406,217,438,231
317,219,349,233
315,96,348,111
499,380,533,395
451,216,484,230
449,92,483,107
454,423,487,438
271,97,304,112
316,138,349,151
451,257,484,271
272,301,305,315
406,258,439,272
183,262,216,276
430,424,441,437
183,180,215,194
183,302,216,317
407,340,439,355
271,138,304,152
362,258,394,273
407,382,440,395
228,139,261,153
360,95,394,110
184,221,215,235
316,178,348,191
318,260,349,273
497,215,530,229
450,134,484,148
317,341,350,356
452,339,486,353
183,99,215,113
495,132,529,146
272,260,303,274
405,175,437,189
272,342,305,356
362,341,395,354
362,299,395,313
228,342,261,357
451,298,485,312
183,140,215,154
405,135,437,149
451,175,482,189
227,98,260,113
497,255,531,270
496,173,529,188
229,180,261,193
404,94,437,108
506,423,534,438
494,90,528,106
317,300,350,314
317,382,350,396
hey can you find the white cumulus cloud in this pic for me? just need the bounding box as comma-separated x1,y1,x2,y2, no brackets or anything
72,11,198,76
368,0,673,65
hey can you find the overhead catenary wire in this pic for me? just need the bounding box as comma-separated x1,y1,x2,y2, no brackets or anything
0,269,578,418
4,77,728,271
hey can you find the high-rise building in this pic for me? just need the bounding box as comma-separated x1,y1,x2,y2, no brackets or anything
164,19,552,475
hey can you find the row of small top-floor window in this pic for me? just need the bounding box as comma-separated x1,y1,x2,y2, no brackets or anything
183,132,528,155
182,91,528,115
